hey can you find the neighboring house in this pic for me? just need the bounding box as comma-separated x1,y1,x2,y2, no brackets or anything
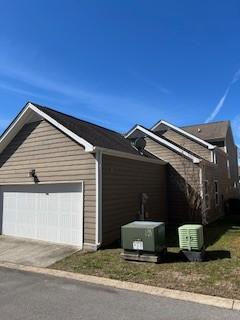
0,102,167,250
126,119,238,225
182,121,239,196
0,102,238,249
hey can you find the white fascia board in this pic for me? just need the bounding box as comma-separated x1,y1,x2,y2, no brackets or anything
0,102,95,153
127,125,201,164
125,124,138,138
151,120,216,150
29,104,94,151
0,104,32,153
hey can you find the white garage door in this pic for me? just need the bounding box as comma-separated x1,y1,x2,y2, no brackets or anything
1,183,83,247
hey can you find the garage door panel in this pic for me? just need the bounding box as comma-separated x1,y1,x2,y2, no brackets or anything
1,184,83,247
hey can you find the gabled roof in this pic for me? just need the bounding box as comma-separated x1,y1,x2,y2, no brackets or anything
181,121,230,141
125,124,201,163
0,102,153,158
32,103,140,155
151,120,215,150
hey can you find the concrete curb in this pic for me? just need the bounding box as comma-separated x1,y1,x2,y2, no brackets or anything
0,261,239,311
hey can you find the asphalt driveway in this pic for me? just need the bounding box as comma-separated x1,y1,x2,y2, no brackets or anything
0,267,239,320
0,236,78,267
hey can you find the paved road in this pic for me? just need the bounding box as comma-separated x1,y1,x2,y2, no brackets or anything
0,267,239,320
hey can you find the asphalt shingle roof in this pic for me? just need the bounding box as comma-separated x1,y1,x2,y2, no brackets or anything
32,103,143,156
181,121,230,141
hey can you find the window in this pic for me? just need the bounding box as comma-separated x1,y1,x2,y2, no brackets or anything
204,180,210,210
214,180,219,206
227,159,231,178
211,151,218,164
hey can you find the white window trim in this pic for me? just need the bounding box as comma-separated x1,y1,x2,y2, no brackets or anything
214,179,219,206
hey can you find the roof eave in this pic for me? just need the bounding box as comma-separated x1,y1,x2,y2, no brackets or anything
0,102,95,154
151,120,216,150
126,125,201,164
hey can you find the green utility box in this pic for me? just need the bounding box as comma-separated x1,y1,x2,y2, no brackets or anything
178,224,204,251
121,221,165,253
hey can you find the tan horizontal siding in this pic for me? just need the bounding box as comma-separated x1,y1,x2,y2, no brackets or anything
0,160,95,170
162,129,211,161
0,120,96,244
145,137,202,224
102,154,167,246
0,148,94,165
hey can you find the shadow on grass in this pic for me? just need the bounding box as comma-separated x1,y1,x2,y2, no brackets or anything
205,250,231,261
204,225,229,248
204,214,240,247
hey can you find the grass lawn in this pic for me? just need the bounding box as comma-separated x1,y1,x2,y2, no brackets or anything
52,215,240,300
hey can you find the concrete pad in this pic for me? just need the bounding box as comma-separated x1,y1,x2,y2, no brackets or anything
0,236,79,267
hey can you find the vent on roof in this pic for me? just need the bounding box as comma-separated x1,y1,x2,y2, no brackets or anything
133,137,146,154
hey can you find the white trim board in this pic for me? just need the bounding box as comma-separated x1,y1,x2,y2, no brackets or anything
0,103,94,154
30,104,94,151
125,125,201,164
151,120,215,150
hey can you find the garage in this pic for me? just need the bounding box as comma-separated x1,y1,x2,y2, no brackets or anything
0,183,83,247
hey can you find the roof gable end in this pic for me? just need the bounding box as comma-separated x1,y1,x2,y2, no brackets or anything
0,102,94,154
151,120,215,150
125,124,201,163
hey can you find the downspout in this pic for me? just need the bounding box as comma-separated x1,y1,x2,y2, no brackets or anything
199,164,205,224
95,150,102,248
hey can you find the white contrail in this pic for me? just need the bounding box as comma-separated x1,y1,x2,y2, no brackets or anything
205,68,240,123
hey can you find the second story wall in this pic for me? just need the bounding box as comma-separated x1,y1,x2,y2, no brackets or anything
159,128,212,161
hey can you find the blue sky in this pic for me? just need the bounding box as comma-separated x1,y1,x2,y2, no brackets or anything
0,0,240,146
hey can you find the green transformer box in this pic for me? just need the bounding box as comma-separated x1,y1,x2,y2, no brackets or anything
121,221,165,253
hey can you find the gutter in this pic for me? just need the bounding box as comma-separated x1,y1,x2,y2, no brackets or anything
90,146,167,165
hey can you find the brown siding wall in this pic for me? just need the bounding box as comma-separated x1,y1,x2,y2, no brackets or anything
0,120,96,244
145,137,201,223
102,155,167,245
162,129,212,161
